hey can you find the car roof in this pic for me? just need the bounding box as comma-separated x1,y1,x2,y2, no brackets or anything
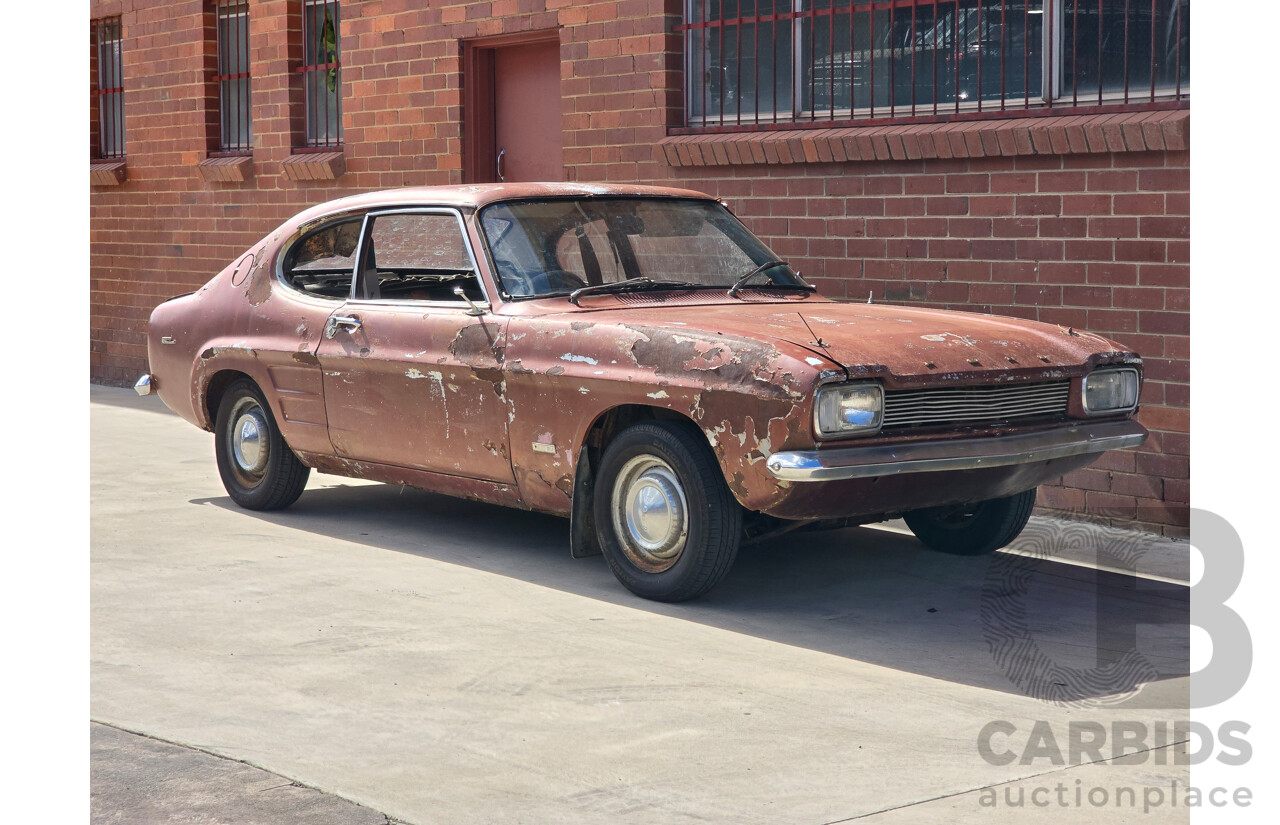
292,182,718,226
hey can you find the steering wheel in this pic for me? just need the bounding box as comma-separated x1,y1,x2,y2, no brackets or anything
544,269,587,291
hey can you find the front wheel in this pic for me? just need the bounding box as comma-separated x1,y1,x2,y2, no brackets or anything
214,378,310,511
593,421,742,602
903,488,1036,556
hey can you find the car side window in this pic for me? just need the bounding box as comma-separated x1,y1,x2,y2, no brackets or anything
358,212,485,303
283,218,362,299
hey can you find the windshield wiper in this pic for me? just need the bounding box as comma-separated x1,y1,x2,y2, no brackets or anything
568,278,702,305
727,260,816,299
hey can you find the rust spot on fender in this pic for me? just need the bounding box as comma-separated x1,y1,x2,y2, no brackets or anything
245,260,272,307
627,326,801,401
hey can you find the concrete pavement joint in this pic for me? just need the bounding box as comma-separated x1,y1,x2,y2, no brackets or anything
91,719,404,824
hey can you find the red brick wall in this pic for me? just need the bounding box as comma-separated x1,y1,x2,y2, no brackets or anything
89,0,1189,535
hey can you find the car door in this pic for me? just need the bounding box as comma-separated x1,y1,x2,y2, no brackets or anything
315,208,514,482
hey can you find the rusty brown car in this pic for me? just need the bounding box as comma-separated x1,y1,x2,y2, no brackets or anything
139,183,1146,601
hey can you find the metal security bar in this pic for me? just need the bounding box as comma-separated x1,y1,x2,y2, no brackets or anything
94,17,125,158
213,2,251,153
299,0,342,148
681,0,1188,128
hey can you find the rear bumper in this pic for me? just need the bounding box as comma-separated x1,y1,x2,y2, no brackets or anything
766,419,1148,482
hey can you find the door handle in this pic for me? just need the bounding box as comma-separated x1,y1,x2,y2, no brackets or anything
324,314,362,339
496,146,506,182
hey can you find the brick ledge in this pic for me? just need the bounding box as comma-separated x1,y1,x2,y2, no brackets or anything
280,151,346,181
90,160,127,186
657,110,1189,168
197,155,253,183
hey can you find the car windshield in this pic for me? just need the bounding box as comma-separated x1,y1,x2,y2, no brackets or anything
478,197,807,299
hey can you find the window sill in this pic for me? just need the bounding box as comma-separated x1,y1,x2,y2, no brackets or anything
197,155,254,183
281,151,346,181
90,159,127,186
657,110,1189,168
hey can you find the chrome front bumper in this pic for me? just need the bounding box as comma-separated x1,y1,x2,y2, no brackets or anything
134,374,155,396
766,419,1148,482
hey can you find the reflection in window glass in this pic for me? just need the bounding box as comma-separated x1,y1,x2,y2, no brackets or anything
1061,0,1189,100
369,215,473,271
303,0,341,147
481,198,791,299
216,2,251,152
685,0,1186,124
95,17,125,158
689,1,793,122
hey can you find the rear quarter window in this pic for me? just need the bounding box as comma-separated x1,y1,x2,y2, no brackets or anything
282,218,362,299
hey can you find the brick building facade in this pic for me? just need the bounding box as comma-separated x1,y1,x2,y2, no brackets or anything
89,0,1190,535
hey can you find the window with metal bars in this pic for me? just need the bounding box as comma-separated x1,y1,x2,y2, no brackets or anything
681,0,1188,128
94,17,125,158
213,2,251,153
300,0,342,148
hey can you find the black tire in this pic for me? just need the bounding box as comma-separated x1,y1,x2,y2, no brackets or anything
593,420,742,601
214,378,310,511
903,488,1036,556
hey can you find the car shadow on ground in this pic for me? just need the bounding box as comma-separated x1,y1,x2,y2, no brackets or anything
193,480,1189,705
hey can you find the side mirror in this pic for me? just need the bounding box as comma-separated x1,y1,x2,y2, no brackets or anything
453,284,486,316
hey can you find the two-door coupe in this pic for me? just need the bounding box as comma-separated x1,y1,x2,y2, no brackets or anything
139,183,1146,601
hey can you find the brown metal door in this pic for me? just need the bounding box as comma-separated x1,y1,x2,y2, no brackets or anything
493,41,563,182
316,305,513,483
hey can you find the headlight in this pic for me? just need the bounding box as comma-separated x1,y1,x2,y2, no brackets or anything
815,383,883,437
1082,368,1139,414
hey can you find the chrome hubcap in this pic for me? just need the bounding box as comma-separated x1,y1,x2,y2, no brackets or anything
611,455,688,572
229,398,270,478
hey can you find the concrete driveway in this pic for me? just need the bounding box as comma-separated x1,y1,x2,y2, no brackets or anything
91,386,1190,824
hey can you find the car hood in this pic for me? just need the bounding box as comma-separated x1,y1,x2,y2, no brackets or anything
567,299,1136,385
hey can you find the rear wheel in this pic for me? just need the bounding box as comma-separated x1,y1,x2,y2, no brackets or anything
214,378,310,511
593,421,742,601
903,488,1036,556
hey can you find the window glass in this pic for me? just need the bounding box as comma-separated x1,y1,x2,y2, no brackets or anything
303,0,341,147
95,17,125,158
689,1,793,122
686,0,1186,124
216,2,251,151
480,198,795,298
1061,0,1188,99
361,214,483,302
283,218,361,299
369,215,473,271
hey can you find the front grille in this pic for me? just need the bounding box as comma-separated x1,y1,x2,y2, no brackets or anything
882,380,1071,429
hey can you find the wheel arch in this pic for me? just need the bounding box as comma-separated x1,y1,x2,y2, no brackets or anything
568,403,711,559
201,368,256,431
